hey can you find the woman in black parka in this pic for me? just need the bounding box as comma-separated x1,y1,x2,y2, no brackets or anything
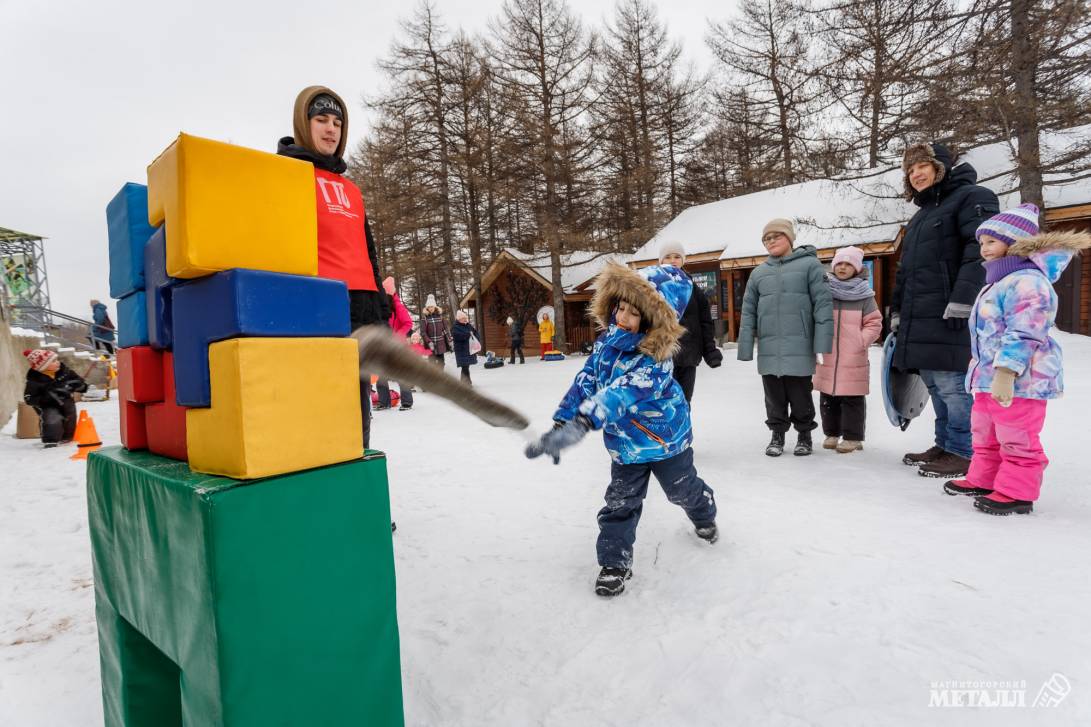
891,142,999,478
658,242,722,402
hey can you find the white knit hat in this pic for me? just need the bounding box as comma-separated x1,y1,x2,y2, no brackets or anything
658,240,686,264
425,294,437,309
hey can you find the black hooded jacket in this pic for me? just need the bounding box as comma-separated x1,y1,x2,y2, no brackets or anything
277,137,390,327
24,363,88,411
891,162,999,372
674,280,723,369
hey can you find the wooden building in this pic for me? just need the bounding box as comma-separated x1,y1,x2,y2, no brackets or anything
629,126,1091,341
461,249,626,355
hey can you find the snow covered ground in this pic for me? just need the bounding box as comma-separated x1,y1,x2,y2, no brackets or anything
3,336,1091,726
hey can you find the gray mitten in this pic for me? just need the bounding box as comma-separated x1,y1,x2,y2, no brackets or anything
525,415,592,464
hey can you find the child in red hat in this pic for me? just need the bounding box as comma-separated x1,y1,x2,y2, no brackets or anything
23,349,88,447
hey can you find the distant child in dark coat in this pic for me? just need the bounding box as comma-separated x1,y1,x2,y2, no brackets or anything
507,316,525,364
658,240,722,402
451,310,481,385
23,349,88,447
526,263,718,598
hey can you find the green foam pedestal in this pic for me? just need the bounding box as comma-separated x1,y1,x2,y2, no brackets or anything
87,446,404,726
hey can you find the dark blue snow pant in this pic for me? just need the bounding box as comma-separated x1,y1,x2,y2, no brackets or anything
596,448,717,569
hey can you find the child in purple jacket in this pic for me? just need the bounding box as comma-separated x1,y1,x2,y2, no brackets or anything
943,204,1090,514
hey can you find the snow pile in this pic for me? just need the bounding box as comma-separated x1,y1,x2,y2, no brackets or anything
3,335,1091,725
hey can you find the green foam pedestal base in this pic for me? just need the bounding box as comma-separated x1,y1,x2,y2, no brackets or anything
87,446,404,726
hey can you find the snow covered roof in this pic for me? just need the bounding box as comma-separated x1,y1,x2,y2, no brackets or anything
462,247,630,307
628,124,1091,263
503,248,630,292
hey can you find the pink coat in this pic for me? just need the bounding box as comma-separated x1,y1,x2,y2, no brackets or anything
389,294,413,337
814,296,882,396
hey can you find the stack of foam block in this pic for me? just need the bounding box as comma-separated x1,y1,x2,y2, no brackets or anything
94,134,404,725
106,133,364,478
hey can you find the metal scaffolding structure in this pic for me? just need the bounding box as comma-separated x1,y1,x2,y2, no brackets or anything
1,226,52,328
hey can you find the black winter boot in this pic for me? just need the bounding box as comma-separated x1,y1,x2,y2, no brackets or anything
765,431,785,457
595,567,632,597
944,479,993,497
793,430,813,456
694,522,719,544
974,494,1033,516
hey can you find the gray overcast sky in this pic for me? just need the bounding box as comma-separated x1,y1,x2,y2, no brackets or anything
0,0,729,320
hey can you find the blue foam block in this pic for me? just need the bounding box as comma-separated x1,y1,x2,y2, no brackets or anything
107,183,158,299
117,291,149,348
172,269,351,407
143,228,177,351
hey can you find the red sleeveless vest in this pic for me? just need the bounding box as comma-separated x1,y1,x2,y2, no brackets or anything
313,168,377,291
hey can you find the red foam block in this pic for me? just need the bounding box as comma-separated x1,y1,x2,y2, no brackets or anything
145,351,188,461
119,399,148,451
117,346,164,404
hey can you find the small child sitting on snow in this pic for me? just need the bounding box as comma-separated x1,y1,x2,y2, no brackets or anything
23,349,88,448
525,263,718,597
814,246,882,453
943,204,1090,515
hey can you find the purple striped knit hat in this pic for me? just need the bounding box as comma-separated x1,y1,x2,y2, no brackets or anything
975,203,1040,245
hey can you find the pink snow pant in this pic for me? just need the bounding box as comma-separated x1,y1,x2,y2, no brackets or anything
967,393,1049,501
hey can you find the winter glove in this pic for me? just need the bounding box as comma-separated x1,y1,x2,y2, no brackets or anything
705,349,723,368
815,353,825,366
943,302,972,331
525,415,592,464
991,367,1016,408
889,312,900,333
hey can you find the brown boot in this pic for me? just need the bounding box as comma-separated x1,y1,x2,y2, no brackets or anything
902,444,945,466
836,440,863,453
917,452,970,479
822,436,840,450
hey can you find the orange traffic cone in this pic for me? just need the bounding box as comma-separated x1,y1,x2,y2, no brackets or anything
70,410,103,460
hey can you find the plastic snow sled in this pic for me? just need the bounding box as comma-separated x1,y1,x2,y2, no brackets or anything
370,389,401,406
881,331,930,431
483,351,504,369
542,351,565,361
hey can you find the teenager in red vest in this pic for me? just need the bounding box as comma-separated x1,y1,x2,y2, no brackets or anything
278,86,389,448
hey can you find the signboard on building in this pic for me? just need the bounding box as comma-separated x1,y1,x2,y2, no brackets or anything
690,270,718,294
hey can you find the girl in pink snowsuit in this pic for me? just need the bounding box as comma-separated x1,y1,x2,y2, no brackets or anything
944,204,1091,514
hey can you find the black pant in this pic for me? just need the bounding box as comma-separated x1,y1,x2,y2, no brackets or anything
39,402,77,443
673,365,697,402
761,375,816,433
94,339,115,355
460,365,472,385
430,353,444,367
509,346,524,364
376,379,414,408
597,448,717,569
820,393,867,441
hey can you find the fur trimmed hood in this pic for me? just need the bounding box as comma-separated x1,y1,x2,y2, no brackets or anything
1007,229,1091,283
589,263,690,362
901,142,950,200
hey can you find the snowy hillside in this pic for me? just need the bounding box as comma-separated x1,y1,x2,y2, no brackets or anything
3,336,1091,726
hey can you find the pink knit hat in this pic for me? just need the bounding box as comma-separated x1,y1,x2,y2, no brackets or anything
831,246,864,273
382,277,396,295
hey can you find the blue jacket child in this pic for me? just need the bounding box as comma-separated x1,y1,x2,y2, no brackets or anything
526,263,718,597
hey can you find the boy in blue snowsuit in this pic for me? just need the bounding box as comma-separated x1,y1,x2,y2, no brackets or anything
526,263,718,597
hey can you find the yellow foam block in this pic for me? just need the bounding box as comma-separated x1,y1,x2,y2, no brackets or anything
147,133,318,278
186,338,362,479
